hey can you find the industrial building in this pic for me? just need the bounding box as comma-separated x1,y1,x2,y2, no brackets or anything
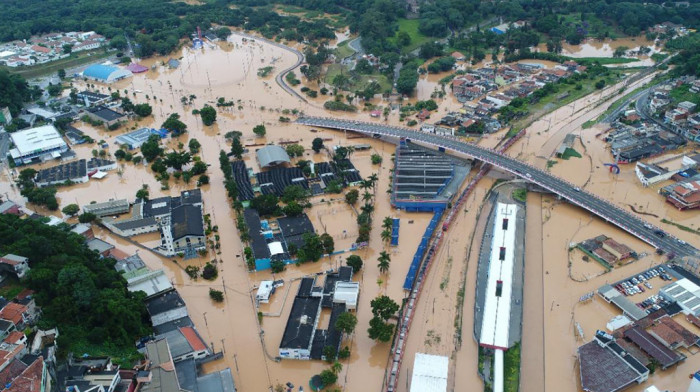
477,202,520,392
8,125,68,165
409,353,448,392
578,331,649,392
83,199,130,217
82,64,132,83
243,209,317,270
598,284,649,321
76,90,110,107
115,127,168,150
279,267,355,360
391,141,470,212
34,158,116,187
84,105,126,127
256,145,291,168
660,278,700,317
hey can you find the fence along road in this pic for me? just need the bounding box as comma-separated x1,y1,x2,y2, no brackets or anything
296,116,699,259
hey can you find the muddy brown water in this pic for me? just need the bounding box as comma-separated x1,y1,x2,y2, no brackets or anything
2,32,696,391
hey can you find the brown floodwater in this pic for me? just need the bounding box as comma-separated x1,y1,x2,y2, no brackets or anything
3,30,696,392
535,36,663,67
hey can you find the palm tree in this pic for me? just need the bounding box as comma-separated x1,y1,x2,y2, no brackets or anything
331,361,343,375
382,217,393,230
361,203,374,214
362,191,373,203
377,251,391,274
381,229,391,243
368,173,379,189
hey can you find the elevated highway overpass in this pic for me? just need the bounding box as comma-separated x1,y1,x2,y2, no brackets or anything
297,116,698,259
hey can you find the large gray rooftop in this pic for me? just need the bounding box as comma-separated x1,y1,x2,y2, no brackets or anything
256,145,290,168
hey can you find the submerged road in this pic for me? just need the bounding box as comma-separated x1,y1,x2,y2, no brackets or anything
231,31,307,103
297,116,699,259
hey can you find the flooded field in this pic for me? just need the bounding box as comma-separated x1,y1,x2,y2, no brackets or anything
536,36,663,66
3,28,698,392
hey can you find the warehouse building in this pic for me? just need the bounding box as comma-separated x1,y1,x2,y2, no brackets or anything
82,64,132,83
410,353,448,392
660,278,700,317
256,145,291,168
578,331,649,392
8,125,69,165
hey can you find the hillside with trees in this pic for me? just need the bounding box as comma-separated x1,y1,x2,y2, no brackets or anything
0,214,151,362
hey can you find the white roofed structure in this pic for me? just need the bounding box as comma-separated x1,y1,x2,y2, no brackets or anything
8,125,68,165
479,203,518,351
333,281,360,310
410,353,448,392
660,278,700,317
268,241,284,256
256,281,274,304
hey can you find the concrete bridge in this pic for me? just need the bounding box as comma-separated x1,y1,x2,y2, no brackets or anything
297,116,698,259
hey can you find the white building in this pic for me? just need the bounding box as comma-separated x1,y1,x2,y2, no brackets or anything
333,281,360,310
660,278,700,317
410,353,448,392
0,254,30,280
256,281,274,304
8,125,68,165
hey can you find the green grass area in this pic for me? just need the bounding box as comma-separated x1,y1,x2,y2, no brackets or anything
324,63,392,93
574,57,638,65
277,5,306,13
512,188,527,203
559,12,625,39
661,219,700,236
334,40,355,60
503,342,521,392
560,147,582,160
3,50,113,78
388,18,431,54
513,73,623,131
670,84,700,107
70,340,144,368
0,278,25,300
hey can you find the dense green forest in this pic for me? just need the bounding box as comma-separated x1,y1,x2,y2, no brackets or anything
0,69,41,116
0,214,151,362
0,0,336,57
3,1,697,60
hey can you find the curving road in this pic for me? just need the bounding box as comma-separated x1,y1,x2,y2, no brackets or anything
231,31,307,103
297,116,699,259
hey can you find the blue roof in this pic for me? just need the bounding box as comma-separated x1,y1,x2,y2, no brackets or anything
83,64,120,80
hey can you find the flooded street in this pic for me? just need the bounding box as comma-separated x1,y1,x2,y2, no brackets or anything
3,28,698,392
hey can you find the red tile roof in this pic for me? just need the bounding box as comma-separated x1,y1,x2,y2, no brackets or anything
179,327,207,352
30,45,50,54
3,331,25,345
15,290,34,301
6,356,43,392
0,303,27,326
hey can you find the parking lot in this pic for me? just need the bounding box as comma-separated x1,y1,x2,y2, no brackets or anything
609,265,683,315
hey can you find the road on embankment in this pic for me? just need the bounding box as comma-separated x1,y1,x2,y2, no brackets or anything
296,116,699,260
231,31,307,103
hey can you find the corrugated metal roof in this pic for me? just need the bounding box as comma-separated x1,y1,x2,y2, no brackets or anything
256,145,290,168
410,353,448,392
